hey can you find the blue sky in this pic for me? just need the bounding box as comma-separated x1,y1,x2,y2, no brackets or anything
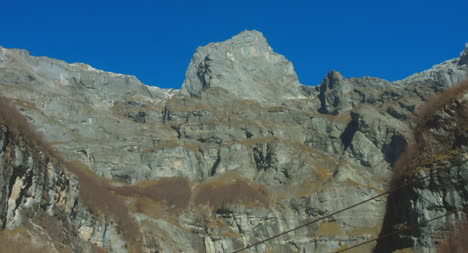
1,0,467,88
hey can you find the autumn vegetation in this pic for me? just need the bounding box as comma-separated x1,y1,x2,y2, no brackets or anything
0,228,105,253
66,160,143,253
0,97,143,252
113,177,192,210
0,97,57,156
437,223,468,253
393,80,468,178
0,235,50,253
1,96,272,252
193,174,269,210
388,80,468,252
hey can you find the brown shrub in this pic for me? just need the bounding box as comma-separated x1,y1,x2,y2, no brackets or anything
114,177,191,210
0,97,37,139
0,97,57,158
90,244,108,253
437,222,468,253
65,161,143,253
36,215,73,253
0,229,52,253
393,80,468,179
193,176,269,210
0,98,142,252
0,236,48,253
415,80,468,125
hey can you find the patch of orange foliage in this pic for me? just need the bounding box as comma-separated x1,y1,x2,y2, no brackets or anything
437,222,468,253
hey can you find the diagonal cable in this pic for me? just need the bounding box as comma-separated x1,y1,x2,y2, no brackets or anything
232,160,466,253
333,208,463,253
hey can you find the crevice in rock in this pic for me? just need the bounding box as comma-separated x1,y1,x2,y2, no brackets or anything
209,150,221,176
197,56,212,90
125,111,146,123
170,125,182,139
244,130,253,139
162,105,171,122
382,134,408,167
340,113,359,150
318,82,328,114
252,143,276,171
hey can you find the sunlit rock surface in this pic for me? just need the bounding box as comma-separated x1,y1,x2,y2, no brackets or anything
0,32,467,252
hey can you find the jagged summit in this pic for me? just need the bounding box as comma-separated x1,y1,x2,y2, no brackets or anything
396,43,468,86
222,30,268,46
181,30,305,103
458,42,468,66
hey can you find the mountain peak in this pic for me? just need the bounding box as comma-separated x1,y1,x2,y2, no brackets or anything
229,30,267,44
397,43,468,86
181,30,304,103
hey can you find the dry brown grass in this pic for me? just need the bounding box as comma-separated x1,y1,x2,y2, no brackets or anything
193,174,269,210
0,228,63,253
315,222,345,237
66,160,143,253
90,244,108,253
437,223,468,253
0,236,48,253
0,98,143,252
345,225,381,237
114,177,192,210
393,80,468,179
0,97,57,156
415,80,468,125
392,249,415,253
0,96,265,251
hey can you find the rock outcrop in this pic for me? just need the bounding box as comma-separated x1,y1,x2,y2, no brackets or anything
375,82,468,253
182,30,305,103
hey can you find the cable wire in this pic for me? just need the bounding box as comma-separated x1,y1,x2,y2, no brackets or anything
333,208,462,253
231,161,466,253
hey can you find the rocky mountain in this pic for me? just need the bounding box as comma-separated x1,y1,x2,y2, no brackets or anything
0,30,467,252
182,30,306,103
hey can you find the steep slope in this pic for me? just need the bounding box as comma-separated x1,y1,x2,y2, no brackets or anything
375,81,468,253
0,31,467,252
0,98,132,252
0,45,178,183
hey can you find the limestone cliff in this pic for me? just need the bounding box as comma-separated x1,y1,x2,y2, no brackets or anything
0,99,131,252
0,31,467,252
375,82,468,253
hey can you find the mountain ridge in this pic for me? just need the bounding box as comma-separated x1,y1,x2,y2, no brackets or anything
0,31,467,252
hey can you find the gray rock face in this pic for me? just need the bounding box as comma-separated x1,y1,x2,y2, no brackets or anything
0,46,178,183
375,91,468,253
0,121,129,252
182,30,305,103
0,32,467,253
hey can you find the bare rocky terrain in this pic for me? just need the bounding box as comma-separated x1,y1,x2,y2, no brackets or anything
0,31,467,252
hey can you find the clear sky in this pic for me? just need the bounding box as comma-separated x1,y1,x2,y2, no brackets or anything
1,0,467,88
